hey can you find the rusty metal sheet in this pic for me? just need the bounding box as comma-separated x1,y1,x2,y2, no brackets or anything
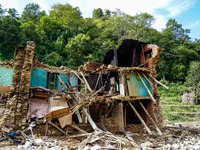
127,72,152,97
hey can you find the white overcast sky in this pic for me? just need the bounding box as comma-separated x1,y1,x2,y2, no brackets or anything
0,0,199,39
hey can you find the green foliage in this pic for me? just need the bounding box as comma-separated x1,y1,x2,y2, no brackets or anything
158,79,188,97
44,52,63,67
92,8,104,19
0,3,199,87
65,33,95,69
22,3,46,23
186,61,200,104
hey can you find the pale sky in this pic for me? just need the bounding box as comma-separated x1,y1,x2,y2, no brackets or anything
0,0,200,40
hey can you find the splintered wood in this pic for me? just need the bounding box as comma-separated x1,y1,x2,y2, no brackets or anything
70,129,139,149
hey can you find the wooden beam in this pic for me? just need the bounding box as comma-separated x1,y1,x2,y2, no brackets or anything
57,75,78,102
113,102,125,132
140,72,153,86
83,108,98,131
47,121,68,136
105,103,115,119
128,101,152,135
136,72,156,102
72,70,85,84
69,124,87,134
45,121,48,136
80,72,92,92
148,74,169,89
139,101,163,135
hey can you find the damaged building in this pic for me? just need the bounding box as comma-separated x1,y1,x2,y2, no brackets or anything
0,39,166,136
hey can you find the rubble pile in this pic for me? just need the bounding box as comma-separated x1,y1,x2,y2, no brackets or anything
0,121,199,149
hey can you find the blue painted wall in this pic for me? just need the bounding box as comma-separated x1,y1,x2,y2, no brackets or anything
127,72,152,97
30,68,78,90
0,66,13,86
30,68,48,88
58,73,69,90
69,75,78,89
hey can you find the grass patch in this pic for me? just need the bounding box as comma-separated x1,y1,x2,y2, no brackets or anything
158,80,200,122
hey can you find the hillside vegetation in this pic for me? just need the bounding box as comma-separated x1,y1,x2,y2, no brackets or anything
0,3,200,108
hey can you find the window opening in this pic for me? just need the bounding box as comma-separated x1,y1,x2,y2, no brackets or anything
145,50,152,60
47,72,59,89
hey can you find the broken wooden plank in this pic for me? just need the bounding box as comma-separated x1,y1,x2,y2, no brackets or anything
128,101,152,135
105,103,115,118
58,113,72,128
1,127,15,133
75,93,83,123
95,73,101,90
80,72,92,92
72,70,85,84
44,107,69,118
140,72,153,86
67,133,92,138
47,121,68,136
139,101,163,135
83,108,98,131
69,124,87,134
113,102,125,132
136,72,156,102
148,74,169,89
45,121,48,136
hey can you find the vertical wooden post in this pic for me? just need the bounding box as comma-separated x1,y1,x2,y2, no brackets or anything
45,121,48,136
119,74,125,96
113,102,125,132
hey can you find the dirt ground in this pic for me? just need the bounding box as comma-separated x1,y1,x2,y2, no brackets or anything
0,121,199,150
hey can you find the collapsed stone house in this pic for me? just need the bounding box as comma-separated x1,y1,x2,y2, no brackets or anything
0,39,164,135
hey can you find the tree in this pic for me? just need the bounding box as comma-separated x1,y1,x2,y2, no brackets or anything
0,14,21,60
49,3,84,40
156,19,195,81
7,8,19,19
44,52,63,66
92,8,104,19
65,33,94,69
0,4,6,18
21,3,46,23
186,61,200,104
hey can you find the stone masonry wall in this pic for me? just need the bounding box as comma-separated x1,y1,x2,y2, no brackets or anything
1,41,35,126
